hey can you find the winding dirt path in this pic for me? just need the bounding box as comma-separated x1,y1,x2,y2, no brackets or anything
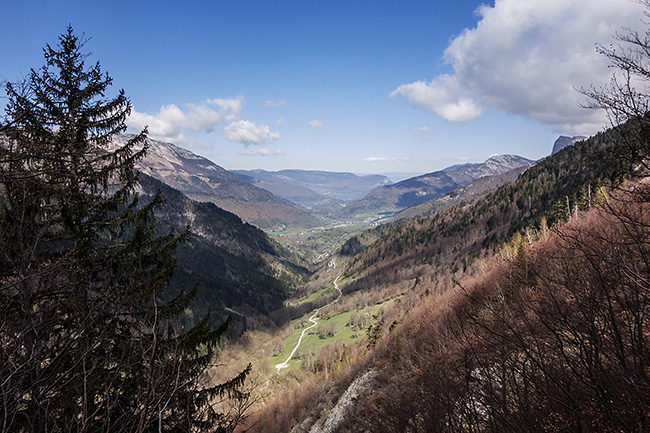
275,274,342,371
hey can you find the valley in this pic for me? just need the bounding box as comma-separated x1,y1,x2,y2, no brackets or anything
121,131,604,432
274,273,342,371
129,135,538,266
189,126,650,432
6,109,650,433
24,126,639,432
5,8,650,433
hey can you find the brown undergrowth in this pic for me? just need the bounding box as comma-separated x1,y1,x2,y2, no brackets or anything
338,183,650,432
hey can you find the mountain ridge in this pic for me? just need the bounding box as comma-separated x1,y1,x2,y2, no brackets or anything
337,154,534,218
111,134,322,230
136,173,309,334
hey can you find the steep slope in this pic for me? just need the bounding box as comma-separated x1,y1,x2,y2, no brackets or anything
342,134,611,294
137,173,309,334
327,124,650,431
253,121,634,433
339,188,650,432
112,134,322,230
338,154,533,218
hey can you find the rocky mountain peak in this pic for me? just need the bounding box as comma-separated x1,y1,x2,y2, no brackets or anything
552,135,587,155
445,154,534,185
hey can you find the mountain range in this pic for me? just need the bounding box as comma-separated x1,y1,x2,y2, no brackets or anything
337,154,534,218
394,165,530,221
108,135,542,336
111,135,322,231
114,134,541,233
232,169,391,213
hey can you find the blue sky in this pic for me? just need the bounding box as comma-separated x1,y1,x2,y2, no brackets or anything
1,0,645,176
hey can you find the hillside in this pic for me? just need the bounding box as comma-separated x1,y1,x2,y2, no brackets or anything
394,165,529,221
111,134,322,231
137,174,310,334
341,133,612,295
335,183,650,432
246,126,634,433
338,154,533,219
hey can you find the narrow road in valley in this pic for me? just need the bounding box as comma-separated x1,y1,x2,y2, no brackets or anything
275,273,343,371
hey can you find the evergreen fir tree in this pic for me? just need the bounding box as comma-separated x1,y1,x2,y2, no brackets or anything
0,26,249,433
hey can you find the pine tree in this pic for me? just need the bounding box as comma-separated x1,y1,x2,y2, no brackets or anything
0,26,249,433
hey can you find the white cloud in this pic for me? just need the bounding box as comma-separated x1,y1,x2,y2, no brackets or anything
127,97,243,143
307,119,323,129
363,156,411,163
277,117,285,126
391,0,645,134
207,97,244,119
391,75,483,122
416,125,433,135
240,148,285,156
224,120,281,145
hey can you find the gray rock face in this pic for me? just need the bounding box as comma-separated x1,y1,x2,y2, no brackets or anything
289,370,377,433
552,136,587,155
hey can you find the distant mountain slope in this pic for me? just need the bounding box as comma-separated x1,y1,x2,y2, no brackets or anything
338,154,534,218
111,135,321,230
395,165,529,221
137,174,309,334
233,169,392,210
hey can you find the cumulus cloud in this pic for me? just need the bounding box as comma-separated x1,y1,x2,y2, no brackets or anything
127,97,243,143
307,119,323,129
240,148,285,156
416,126,433,136
391,75,483,122
223,120,281,145
391,0,645,134
207,97,244,117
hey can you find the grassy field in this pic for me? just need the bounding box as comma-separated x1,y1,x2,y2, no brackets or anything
269,297,399,372
298,285,336,305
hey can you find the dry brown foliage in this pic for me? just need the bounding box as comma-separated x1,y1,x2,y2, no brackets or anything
338,184,650,432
